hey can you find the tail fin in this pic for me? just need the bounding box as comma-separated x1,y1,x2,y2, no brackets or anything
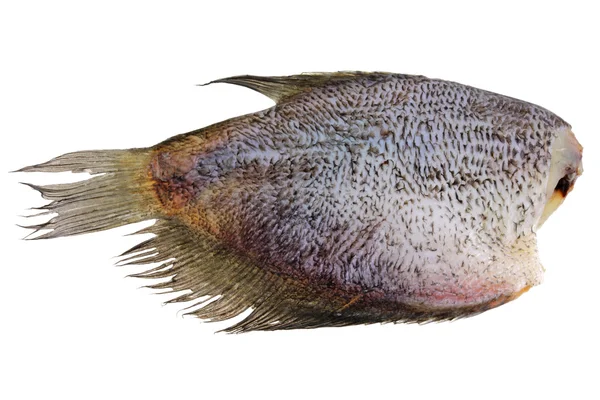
18,149,158,239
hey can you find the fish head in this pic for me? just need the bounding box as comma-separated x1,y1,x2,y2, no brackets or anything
537,127,583,228
397,121,584,315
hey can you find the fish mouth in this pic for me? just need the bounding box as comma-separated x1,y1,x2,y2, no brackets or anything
537,128,583,228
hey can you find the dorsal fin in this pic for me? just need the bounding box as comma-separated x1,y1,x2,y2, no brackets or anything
204,72,390,103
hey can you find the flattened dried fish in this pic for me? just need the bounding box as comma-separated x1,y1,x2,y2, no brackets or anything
18,72,583,332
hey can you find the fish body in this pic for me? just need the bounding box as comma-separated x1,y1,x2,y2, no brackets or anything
19,72,583,331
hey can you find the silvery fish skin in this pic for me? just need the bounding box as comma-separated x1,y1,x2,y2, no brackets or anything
19,72,583,332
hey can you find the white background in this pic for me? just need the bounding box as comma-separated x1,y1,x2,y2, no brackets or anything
1,1,598,399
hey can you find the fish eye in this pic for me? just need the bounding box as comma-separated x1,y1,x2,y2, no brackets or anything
554,174,572,197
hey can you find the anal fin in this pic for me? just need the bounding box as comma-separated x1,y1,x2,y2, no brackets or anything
119,219,350,333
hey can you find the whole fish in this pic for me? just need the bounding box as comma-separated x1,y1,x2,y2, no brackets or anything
18,72,583,332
